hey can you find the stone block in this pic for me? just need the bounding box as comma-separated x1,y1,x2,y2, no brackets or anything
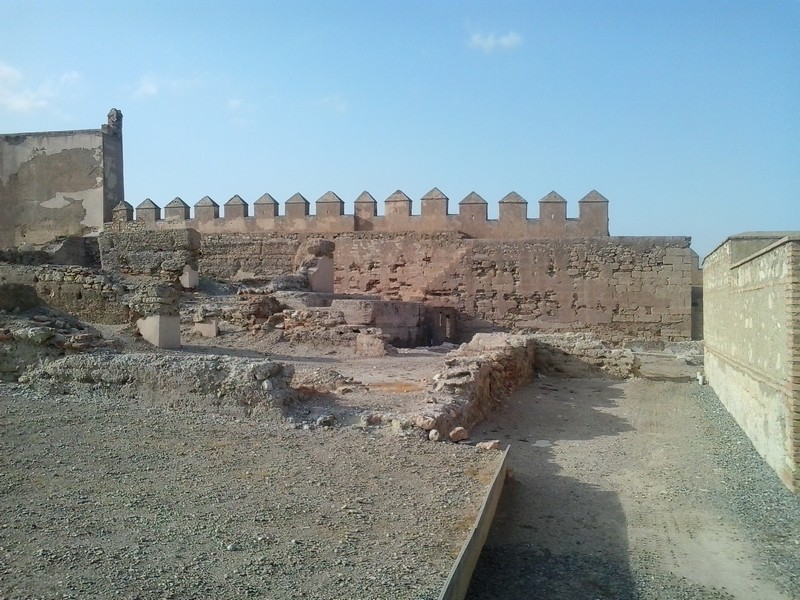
180,265,199,290
136,315,180,349
194,320,219,338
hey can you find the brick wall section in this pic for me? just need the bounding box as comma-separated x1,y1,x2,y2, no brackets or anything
704,234,800,492
332,233,693,341
788,242,800,491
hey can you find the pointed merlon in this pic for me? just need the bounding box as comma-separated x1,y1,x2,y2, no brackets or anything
460,191,487,205
386,190,412,203
225,194,247,206
254,193,278,206
113,200,134,211
137,198,159,210
195,195,219,207
165,197,189,209
539,191,567,203
317,191,344,204
286,192,309,206
254,193,278,217
355,191,377,204
579,190,609,203
422,187,448,201
499,192,526,204
112,200,134,221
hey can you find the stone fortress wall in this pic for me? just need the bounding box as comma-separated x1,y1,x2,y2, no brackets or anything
0,109,124,250
0,109,698,342
704,233,800,491
109,186,610,239
105,191,697,341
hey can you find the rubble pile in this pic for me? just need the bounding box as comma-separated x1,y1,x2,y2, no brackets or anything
21,353,296,417
0,308,107,381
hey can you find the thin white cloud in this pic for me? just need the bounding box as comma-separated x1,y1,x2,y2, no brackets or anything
134,77,159,98
0,62,22,86
60,71,80,86
132,74,202,100
468,31,522,53
227,98,243,110
0,61,80,112
317,93,347,114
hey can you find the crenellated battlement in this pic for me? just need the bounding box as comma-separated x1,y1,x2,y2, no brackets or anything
110,188,609,239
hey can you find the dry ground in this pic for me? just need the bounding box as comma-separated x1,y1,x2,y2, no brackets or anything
0,337,500,599
2,326,798,599
467,353,800,600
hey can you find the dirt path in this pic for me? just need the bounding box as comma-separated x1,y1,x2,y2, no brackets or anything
467,357,800,600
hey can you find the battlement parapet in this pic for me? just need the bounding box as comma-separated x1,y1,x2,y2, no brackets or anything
110,188,610,239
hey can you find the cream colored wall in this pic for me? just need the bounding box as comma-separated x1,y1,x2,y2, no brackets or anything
704,235,800,491
1,130,105,248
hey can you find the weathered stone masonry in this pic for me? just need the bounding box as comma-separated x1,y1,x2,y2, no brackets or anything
2,111,698,342
704,233,800,491
0,109,124,249
332,233,694,341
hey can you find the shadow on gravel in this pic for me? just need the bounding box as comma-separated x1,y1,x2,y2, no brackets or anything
180,344,267,358
467,377,637,600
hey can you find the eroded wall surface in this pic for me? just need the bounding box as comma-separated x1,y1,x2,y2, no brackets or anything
0,110,123,250
333,233,694,341
704,234,800,491
126,230,694,341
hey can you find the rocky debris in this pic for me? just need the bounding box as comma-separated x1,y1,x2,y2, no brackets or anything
449,426,469,442
291,367,363,397
355,332,397,357
182,293,285,334
0,381,501,600
428,429,442,441
21,353,295,417
625,339,704,366
532,332,641,378
266,273,310,292
269,308,391,350
476,440,501,451
315,414,336,427
0,308,107,381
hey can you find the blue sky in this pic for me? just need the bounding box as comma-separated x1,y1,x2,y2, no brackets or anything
1,0,798,259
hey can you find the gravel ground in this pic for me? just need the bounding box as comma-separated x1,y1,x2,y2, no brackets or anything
466,359,800,600
0,382,501,600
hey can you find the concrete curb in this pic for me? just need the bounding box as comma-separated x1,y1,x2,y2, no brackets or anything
438,445,511,600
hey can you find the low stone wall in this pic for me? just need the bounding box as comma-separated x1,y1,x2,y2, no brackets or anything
0,264,129,324
531,332,641,378
704,233,800,492
410,333,537,439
